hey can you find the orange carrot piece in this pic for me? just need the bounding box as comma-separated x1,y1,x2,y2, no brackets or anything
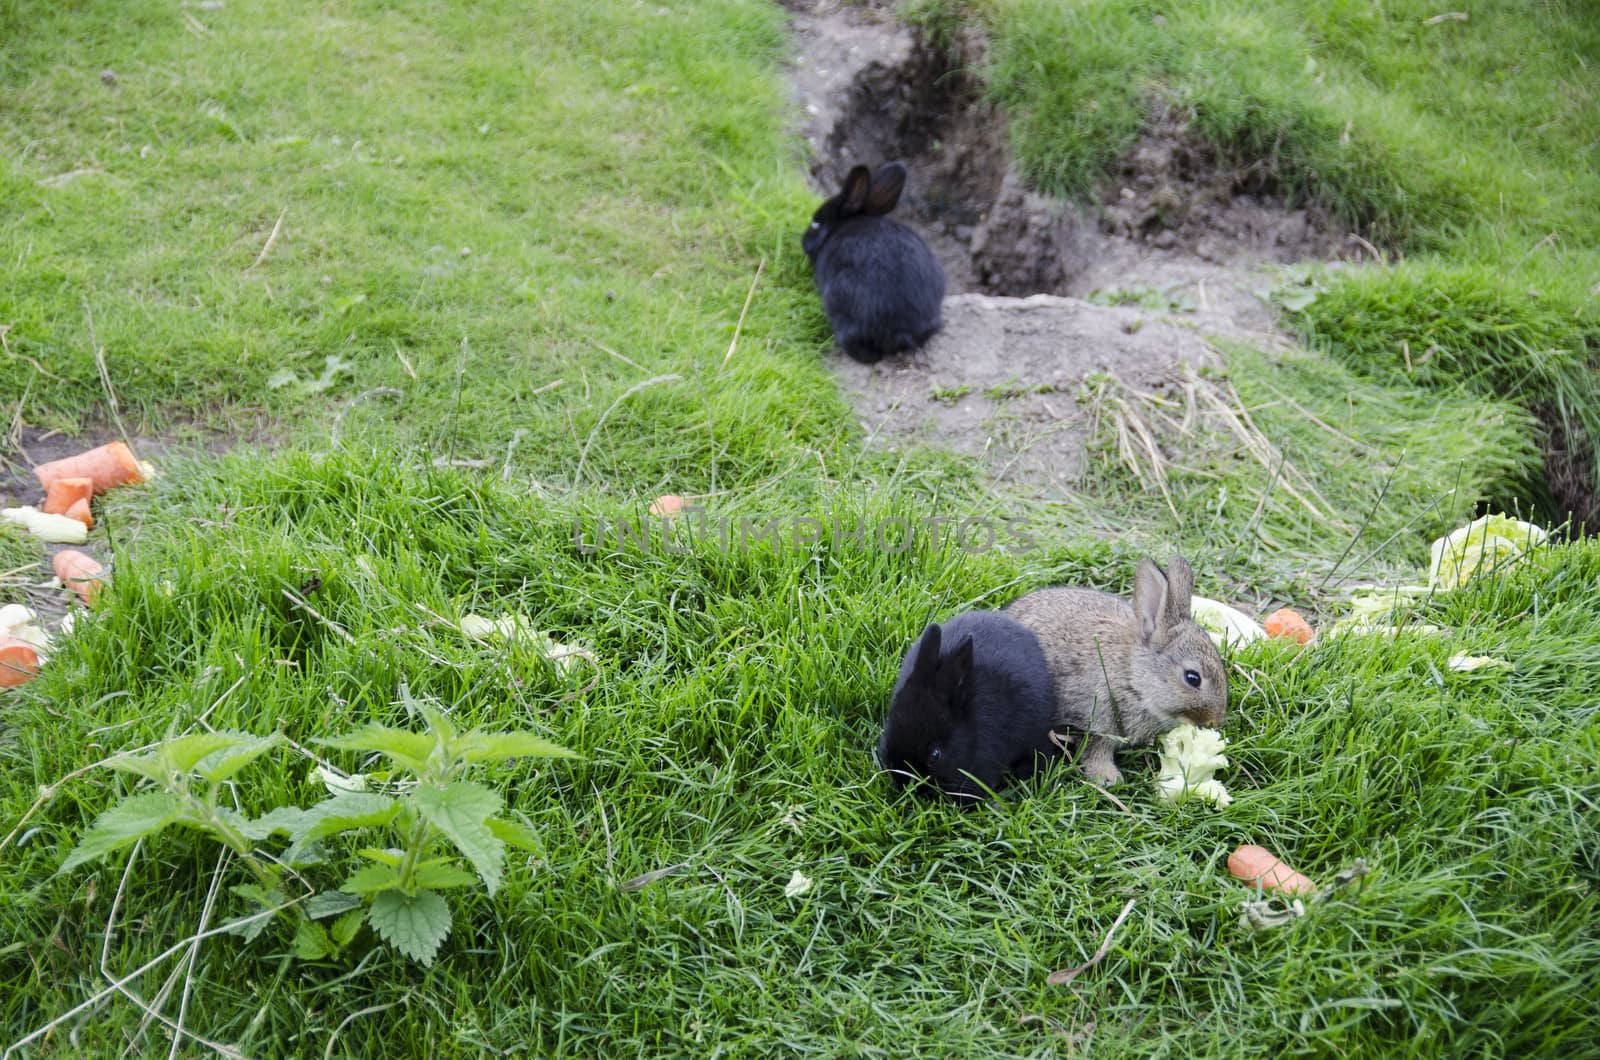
1228,843,1316,896
0,637,41,688
649,494,685,517
34,441,145,495
41,476,95,516
64,497,94,528
53,549,105,605
1264,608,1315,644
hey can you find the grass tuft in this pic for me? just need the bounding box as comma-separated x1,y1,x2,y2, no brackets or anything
2,451,1596,1054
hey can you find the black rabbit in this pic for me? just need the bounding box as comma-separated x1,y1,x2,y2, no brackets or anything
877,610,1062,802
803,162,946,364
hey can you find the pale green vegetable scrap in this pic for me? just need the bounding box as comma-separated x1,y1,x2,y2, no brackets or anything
1428,513,1548,590
1156,723,1232,808
1189,596,1267,648
458,613,532,641
1328,585,1441,638
2,505,87,544
310,765,370,795
458,613,597,674
1447,653,1512,672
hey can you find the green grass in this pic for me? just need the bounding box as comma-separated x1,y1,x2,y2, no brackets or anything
2,0,1598,1055
1285,258,1600,520
1076,346,1540,587
0,524,37,580
0,0,843,500
2,452,1597,1055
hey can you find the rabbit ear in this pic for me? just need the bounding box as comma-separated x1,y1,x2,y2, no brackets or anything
1133,558,1171,645
940,633,976,713
841,166,872,214
1162,554,1195,626
864,162,908,215
909,622,943,685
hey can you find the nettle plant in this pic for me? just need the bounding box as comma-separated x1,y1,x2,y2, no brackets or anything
60,688,575,965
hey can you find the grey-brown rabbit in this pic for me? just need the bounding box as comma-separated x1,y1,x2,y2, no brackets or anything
1005,554,1227,786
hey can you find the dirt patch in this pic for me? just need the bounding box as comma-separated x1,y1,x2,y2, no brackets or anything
0,428,128,634
1097,107,1359,267
838,293,1220,492
2,423,260,633
2,427,113,507
0,424,250,508
1536,407,1600,533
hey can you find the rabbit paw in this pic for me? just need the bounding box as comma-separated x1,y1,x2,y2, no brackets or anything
1082,740,1124,786
1087,763,1123,787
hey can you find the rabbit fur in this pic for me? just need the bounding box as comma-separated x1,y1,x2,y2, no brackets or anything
1004,555,1228,786
803,161,945,364
877,610,1061,802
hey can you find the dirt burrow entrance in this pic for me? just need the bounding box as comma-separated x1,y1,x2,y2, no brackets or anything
783,0,1340,499
786,0,1359,307
1537,407,1600,533
791,2,1084,298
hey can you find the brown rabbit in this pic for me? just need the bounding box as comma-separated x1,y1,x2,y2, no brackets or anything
1005,554,1227,786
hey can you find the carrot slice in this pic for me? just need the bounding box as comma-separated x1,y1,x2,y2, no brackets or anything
41,476,95,516
1227,844,1316,896
649,494,685,517
34,441,145,495
53,549,106,605
1264,608,1315,644
0,637,41,688
64,497,94,528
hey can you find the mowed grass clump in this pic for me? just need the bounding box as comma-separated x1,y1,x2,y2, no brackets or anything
1291,262,1598,397
2,451,1597,1055
1287,258,1600,519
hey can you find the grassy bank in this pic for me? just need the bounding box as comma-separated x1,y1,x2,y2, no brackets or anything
914,0,1600,515
927,0,1599,251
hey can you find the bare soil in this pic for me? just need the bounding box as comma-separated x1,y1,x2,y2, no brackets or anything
840,293,1221,493
1,424,248,509
1096,106,1358,268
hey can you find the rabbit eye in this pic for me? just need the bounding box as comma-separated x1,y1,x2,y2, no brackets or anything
928,747,942,764
1184,669,1202,689
808,222,820,231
